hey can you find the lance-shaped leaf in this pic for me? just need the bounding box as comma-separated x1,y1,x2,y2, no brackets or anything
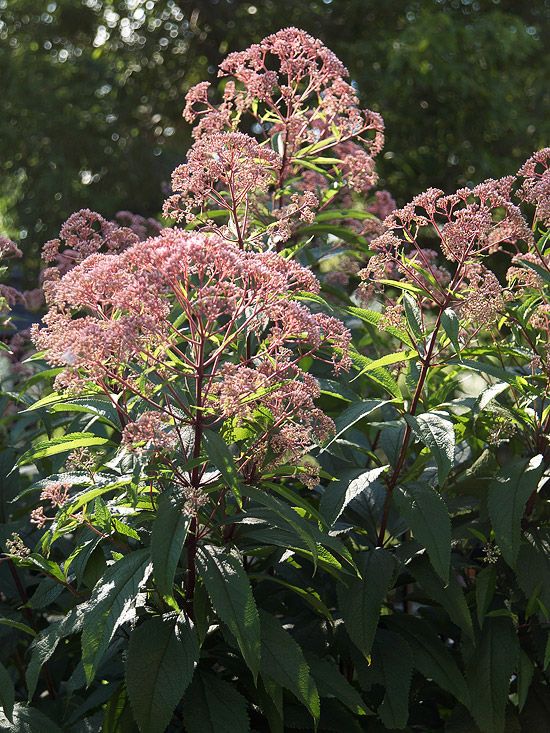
488,455,545,567
196,546,260,680
151,492,190,599
394,483,451,582
320,400,390,453
467,616,519,733
441,308,460,354
387,615,469,706
81,549,151,685
320,466,388,527
405,411,455,484
373,630,413,730
259,611,320,722
403,293,423,343
17,432,111,466
408,552,474,639
126,614,198,733
307,654,371,716
182,671,249,733
476,565,497,627
203,430,242,505
0,661,15,723
337,548,395,657
0,704,61,732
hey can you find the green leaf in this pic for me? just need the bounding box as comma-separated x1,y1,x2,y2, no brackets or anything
320,399,389,453
476,566,497,627
320,466,388,527
0,661,15,723
353,350,418,380
387,615,469,707
403,293,423,343
373,630,413,730
405,411,455,484
488,455,545,567
345,306,413,346
81,549,151,685
393,483,451,582
196,546,260,681
441,308,461,354
467,617,519,733
151,492,190,599
203,430,242,505
307,655,370,716
182,671,249,733
259,610,320,722
408,553,474,639
0,704,62,732
337,548,395,657
17,432,111,466
126,615,198,733
0,619,35,637
518,649,534,713
26,607,84,700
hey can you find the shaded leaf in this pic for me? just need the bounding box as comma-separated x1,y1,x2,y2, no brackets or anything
467,616,519,733
488,455,544,567
320,466,388,527
126,615,198,733
196,546,260,681
337,548,395,657
182,671,249,733
151,492,190,599
259,610,320,722
81,549,151,685
373,630,413,730
394,483,451,582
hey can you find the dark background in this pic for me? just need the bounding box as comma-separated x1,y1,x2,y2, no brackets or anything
1,0,548,277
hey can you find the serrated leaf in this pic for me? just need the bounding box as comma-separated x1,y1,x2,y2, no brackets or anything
441,308,460,354
387,615,469,706
467,617,519,733
320,399,389,453
126,615,198,733
81,549,151,685
307,655,370,716
196,546,260,681
403,293,423,343
0,661,14,723
394,483,451,582
203,430,242,505
518,649,534,713
320,466,388,526
182,671,249,733
488,455,545,567
259,611,320,721
373,630,413,729
151,492,190,599
26,607,84,700
337,548,395,657
408,553,474,639
17,432,111,466
405,411,455,484
0,704,61,732
476,565,497,627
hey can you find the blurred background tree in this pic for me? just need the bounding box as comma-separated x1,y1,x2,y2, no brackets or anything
0,0,548,278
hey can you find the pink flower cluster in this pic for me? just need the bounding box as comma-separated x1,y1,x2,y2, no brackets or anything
34,228,350,478
168,28,385,246
517,148,550,226
122,411,177,452
360,169,538,318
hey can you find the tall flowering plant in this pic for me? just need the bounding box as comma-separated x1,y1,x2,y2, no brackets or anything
1,28,550,733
